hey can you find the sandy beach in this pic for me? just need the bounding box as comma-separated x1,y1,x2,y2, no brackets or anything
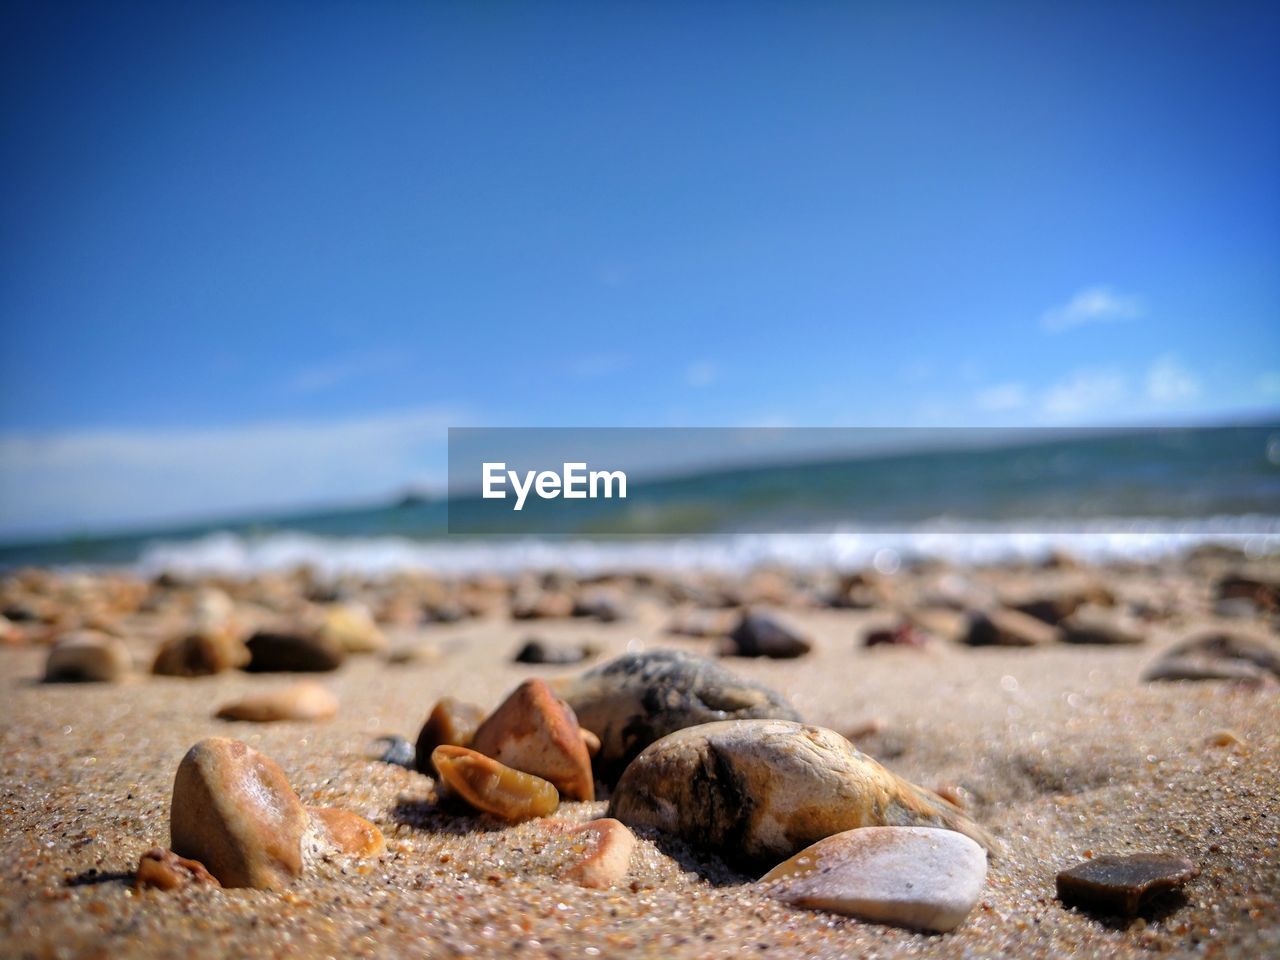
1,551,1277,959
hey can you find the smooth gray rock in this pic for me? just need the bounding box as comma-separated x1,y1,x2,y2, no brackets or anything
559,650,800,779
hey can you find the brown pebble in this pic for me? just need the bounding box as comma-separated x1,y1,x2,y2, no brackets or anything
134,847,221,891
414,697,488,774
215,681,339,722
306,807,386,857
44,631,132,683
1056,854,1200,917
169,737,309,890
965,608,1060,647
431,745,560,822
471,678,595,801
152,629,249,677
1206,729,1246,749
244,629,345,672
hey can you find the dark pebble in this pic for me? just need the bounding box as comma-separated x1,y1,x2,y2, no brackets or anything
725,611,812,659
513,638,593,665
1056,854,1199,917
374,735,415,768
244,630,345,672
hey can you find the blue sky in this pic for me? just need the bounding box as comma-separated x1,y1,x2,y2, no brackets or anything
1,1,1278,537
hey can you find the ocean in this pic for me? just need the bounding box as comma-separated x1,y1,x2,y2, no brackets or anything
3,424,1278,575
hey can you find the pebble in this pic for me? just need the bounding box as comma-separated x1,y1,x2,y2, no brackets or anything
1143,631,1280,684
559,650,802,779
414,697,489,774
306,806,386,857
431,745,560,822
1056,853,1200,917
44,631,132,682
244,629,346,672
609,719,994,867
1059,608,1146,645
864,623,929,648
374,735,416,767
514,638,595,665
724,611,813,658
551,818,637,888
964,608,1060,647
316,603,386,654
511,590,576,620
573,588,629,622
170,737,309,889
759,826,988,932
152,629,249,676
665,608,737,638
134,847,221,891
471,678,595,801
214,681,339,723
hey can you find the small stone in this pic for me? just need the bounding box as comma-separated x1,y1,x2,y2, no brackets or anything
514,638,594,665
306,807,386,857
1206,729,1246,749
558,818,637,888
511,590,575,620
170,737,309,890
609,720,994,867
244,630,345,672
724,611,813,659
386,641,445,665
1217,571,1280,611
471,679,594,801
1060,608,1145,645
414,697,488,774
665,608,736,638
1007,580,1116,624
134,847,221,891
1143,631,1280,684
215,682,338,723
431,745,560,822
44,631,132,683
864,623,929,648
1056,854,1199,917
316,603,386,654
573,588,629,622
903,608,968,644
760,827,988,932
964,609,1060,647
560,650,801,780
374,735,415,768
1213,597,1261,619
153,629,249,677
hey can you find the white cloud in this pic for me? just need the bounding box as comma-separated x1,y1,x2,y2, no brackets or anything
684,361,719,388
1145,355,1201,404
974,382,1028,412
0,406,465,539
1041,286,1144,333
1041,369,1128,417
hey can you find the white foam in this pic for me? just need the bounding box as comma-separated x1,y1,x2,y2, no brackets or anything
133,516,1280,578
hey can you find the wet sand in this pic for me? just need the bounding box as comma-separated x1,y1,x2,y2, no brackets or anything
1,557,1277,958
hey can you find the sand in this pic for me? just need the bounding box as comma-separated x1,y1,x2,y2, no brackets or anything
1,557,1277,958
